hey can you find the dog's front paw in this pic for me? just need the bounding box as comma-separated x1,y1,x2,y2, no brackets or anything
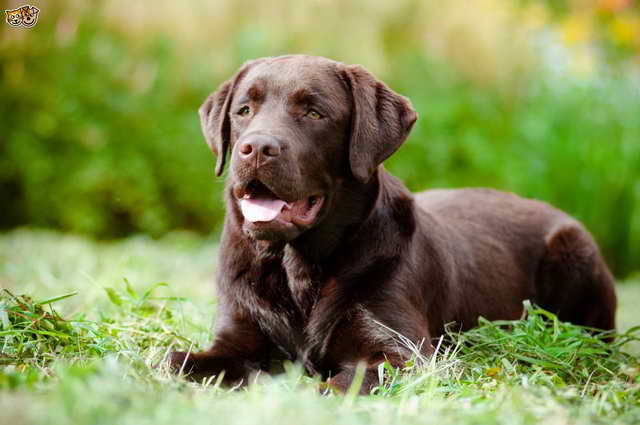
168,350,194,375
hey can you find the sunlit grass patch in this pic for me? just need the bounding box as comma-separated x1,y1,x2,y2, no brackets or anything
1,285,639,424
1,231,639,425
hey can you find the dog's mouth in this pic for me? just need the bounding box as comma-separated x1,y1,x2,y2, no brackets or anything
236,179,325,227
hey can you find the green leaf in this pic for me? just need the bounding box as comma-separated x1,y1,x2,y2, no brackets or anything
123,278,138,299
104,288,123,307
35,291,78,306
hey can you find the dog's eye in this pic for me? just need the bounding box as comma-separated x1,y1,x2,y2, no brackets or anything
306,110,322,120
237,106,251,117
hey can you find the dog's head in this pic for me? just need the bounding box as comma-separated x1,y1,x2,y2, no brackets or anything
20,6,39,27
200,55,417,242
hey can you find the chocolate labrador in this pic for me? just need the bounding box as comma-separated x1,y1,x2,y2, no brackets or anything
169,55,617,393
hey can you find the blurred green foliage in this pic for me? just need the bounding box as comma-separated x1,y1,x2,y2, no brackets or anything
0,1,639,276
1,6,224,237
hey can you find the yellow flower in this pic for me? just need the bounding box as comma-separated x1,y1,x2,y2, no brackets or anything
560,15,593,45
609,15,640,46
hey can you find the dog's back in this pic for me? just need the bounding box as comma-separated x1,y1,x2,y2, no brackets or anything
414,188,617,331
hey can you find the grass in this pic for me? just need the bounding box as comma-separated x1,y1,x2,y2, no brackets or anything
1,229,639,425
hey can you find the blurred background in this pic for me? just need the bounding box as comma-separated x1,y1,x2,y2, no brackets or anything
1,0,639,278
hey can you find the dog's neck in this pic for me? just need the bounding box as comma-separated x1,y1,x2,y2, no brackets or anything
289,167,386,264
283,167,416,324
232,166,413,269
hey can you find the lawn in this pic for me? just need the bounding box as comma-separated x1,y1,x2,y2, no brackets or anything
1,229,639,425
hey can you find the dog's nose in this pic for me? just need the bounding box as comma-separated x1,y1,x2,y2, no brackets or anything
238,135,281,165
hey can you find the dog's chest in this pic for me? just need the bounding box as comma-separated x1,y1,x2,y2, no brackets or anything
241,248,342,367
243,255,408,377
282,246,321,317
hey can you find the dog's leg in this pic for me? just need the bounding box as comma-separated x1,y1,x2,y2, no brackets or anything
325,350,416,395
325,363,383,395
536,222,617,331
169,348,251,385
169,318,269,386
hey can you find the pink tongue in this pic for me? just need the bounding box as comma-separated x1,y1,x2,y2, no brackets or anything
240,198,287,223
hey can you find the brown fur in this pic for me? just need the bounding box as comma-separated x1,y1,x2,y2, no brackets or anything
169,55,617,394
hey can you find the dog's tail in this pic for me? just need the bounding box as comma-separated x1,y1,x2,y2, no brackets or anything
535,221,616,332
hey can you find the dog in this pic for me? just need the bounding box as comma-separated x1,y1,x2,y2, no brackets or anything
20,6,39,28
169,55,617,393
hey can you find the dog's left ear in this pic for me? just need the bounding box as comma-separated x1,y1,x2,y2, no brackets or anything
343,65,418,183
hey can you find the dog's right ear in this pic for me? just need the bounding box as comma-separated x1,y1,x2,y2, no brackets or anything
342,64,417,184
199,60,260,176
